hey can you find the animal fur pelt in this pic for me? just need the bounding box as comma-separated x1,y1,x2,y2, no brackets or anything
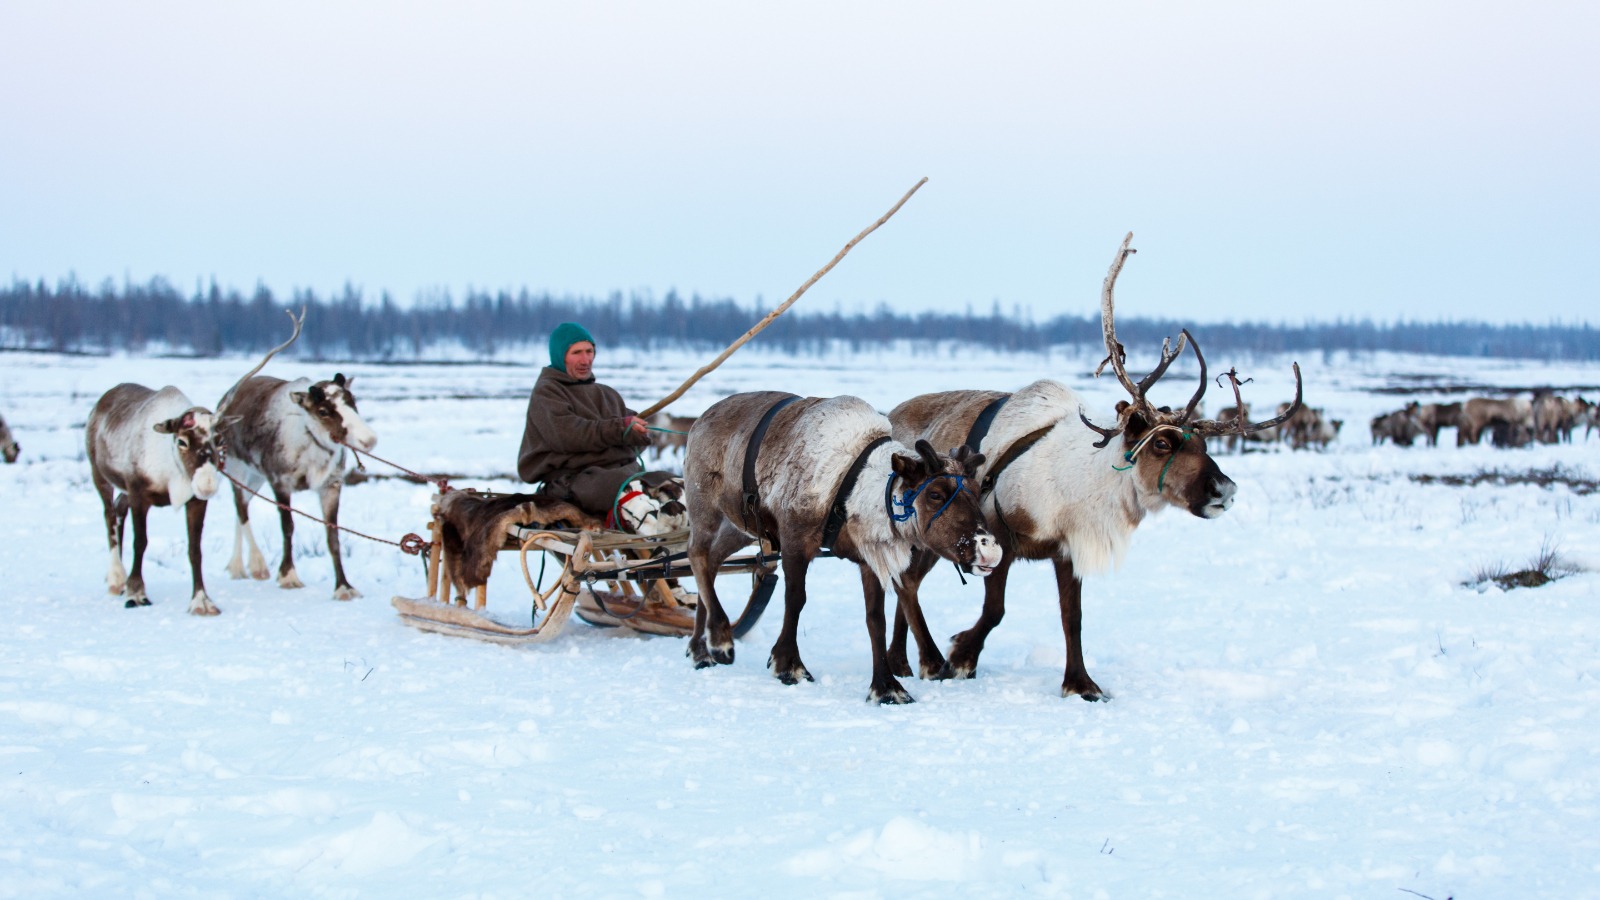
435,491,601,598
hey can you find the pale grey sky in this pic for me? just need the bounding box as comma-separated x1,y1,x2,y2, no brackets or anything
3,1,1595,324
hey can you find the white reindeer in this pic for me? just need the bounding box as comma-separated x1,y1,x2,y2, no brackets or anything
85,311,302,614
220,372,378,600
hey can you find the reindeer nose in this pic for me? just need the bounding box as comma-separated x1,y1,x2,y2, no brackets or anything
1207,474,1238,515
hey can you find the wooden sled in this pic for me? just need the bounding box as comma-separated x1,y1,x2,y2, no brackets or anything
391,495,780,646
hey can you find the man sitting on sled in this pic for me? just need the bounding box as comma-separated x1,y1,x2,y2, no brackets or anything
517,322,686,536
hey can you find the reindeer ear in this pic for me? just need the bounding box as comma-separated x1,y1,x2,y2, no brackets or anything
890,451,924,481
1121,404,1152,440
153,411,194,435
290,391,311,409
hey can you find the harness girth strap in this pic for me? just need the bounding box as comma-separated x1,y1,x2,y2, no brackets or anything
740,395,802,553
979,423,1055,497
821,435,891,551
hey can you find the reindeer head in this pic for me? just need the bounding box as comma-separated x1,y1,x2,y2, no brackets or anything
152,407,226,500
1079,233,1303,519
291,373,378,452
889,440,1002,576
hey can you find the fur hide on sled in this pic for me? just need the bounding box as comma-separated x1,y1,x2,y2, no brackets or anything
434,491,601,602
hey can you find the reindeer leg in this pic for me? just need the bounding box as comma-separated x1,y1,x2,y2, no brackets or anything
186,497,219,616
1054,557,1106,701
687,518,742,668
320,481,360,600
228,479,271,580
124,497,152,607
946,551,1012,678
274,485,304,589
889,548,951,680
767,551,815,685
864,566,913,704
95,472,128,596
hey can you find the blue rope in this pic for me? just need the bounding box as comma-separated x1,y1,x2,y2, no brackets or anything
886,473,969,524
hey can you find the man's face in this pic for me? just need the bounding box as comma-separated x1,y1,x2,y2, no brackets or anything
564,341,596,379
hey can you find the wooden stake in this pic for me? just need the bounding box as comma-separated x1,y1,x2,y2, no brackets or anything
638,177,928,418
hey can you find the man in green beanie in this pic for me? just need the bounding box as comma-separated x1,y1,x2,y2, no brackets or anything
517,323,666,527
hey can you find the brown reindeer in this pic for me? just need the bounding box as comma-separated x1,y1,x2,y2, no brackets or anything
0,412,17,463
219,371,379,600
1370,405,1424,447
683,392,1002,704
85,311,302,614
886,233,1301,699
648,412,697,463
1457,397,1533,447
1414,401,1461,447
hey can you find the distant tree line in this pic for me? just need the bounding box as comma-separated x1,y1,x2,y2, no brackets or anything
2,275,1596,362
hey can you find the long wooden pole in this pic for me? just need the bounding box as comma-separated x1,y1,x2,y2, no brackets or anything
638,177,928,419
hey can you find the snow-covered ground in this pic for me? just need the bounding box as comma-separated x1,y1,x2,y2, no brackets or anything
2,343,1598,898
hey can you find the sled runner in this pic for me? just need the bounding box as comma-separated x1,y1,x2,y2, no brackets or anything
391,491,780,645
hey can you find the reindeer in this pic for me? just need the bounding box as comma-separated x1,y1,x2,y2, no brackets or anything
1414,401,1461,447
1214,403,1249,453
85,311,302,614
683,392,1003,704
1370,406,1424,447
886,233,1301,700
0,412,17,463
220,369,379,600
1457,397,1533,447
648,412,697,463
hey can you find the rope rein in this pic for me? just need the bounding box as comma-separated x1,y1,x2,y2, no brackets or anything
1110,423,1191,491
885,472,970,524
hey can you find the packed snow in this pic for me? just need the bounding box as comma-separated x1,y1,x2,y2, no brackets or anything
2,343,1598,898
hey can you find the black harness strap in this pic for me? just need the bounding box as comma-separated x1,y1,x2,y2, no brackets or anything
963,395,1012,454
740,394,801,552
979,423,1055,497
821,435,890,551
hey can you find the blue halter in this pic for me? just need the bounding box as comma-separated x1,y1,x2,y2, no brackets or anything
885,472,969,525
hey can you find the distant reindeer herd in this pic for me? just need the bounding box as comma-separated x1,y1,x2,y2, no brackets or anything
1370,393,1595,449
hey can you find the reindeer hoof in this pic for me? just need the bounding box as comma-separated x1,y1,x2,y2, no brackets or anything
124,597,151,609
768,656,813,685
1063,683,1110,702
277,572,305,590
922,661,955,681
870,684,916,705
333,585,361,601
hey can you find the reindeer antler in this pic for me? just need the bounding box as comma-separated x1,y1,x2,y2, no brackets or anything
218,306,306,416
1095,233,1143,401
1187,362,1304,438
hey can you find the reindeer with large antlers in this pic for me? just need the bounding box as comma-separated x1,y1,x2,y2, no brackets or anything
85,309,304,614
887,233,1300,699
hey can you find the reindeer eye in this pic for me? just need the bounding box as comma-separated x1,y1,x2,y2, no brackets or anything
176,439,189,449
1153,438,1173,453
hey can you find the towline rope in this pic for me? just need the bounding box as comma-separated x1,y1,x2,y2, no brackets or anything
342,442,453,495
217,467,430,556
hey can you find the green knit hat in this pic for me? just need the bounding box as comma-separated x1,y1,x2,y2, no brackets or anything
548,322,595,372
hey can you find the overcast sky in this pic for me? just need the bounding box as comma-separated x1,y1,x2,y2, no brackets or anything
3,1,1595,325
